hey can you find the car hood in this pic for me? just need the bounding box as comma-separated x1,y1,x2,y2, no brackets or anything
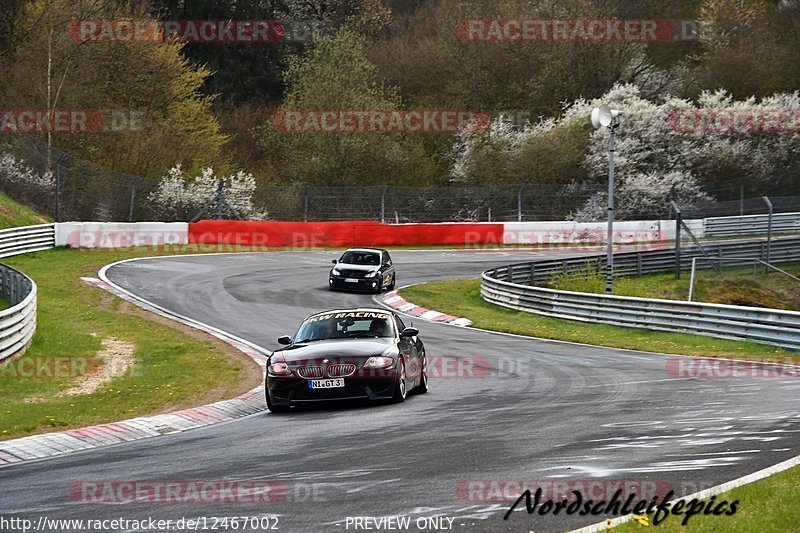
275,338,396,364
333,263,379,272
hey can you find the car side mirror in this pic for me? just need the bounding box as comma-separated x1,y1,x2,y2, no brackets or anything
331,259,337,264
277,335,292,345
400,327,419,338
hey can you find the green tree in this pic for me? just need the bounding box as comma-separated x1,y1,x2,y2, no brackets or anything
256,27,442,186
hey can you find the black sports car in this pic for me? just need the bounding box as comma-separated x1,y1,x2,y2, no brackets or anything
329,248,396,293
265,308,426,412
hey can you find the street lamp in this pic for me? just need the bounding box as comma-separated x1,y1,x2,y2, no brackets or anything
590,104,623,294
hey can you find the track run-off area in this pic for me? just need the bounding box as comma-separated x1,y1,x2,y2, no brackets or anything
2,247,800,532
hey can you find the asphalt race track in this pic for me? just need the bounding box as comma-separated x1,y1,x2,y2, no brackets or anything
3,248,800,532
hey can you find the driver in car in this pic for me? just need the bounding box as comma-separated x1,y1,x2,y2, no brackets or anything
368,318,389,337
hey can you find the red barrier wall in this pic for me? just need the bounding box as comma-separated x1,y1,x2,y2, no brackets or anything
188,220,504,247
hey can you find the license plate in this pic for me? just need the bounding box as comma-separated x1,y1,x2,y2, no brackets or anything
308,378,345,389
344,278,359,283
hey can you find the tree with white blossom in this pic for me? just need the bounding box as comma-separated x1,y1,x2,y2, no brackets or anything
148,164,267,221
450,83,800,220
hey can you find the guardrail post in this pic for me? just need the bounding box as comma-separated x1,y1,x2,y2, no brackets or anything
507,266,513,282
530,263,536,284
637,253,643,276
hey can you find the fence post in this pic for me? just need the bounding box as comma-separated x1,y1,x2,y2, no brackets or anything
381,186,388,223
304,188,309,222
739,180,744,216
763,196,773,272
674,205,682,279
517,185,524,222
488,207,492,222
128,177,141,223
54,153,66,222
215,179,224,219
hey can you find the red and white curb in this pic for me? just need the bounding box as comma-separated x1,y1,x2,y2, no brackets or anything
379,289,472,327
0,269,270,468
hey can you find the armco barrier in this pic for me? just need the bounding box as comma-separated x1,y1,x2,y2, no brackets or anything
0,223,56,258
0,264,36,361
704,212,800,238
482,236,800,350
0,225,52,361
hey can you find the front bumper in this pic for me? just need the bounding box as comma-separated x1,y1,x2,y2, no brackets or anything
266,373,398,405
329,276,381,291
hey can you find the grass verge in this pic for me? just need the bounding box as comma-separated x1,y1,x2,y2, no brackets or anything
0,246,263,440
0,191,51,229
398,279,796,362
612,464,800,531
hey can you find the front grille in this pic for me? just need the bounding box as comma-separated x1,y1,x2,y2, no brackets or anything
297,366,324,379
338,270,367,278
326,364,357,378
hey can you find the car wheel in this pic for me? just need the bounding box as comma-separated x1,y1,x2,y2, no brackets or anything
413,355,428,394
392,359,407,403
388,275,396,291
266,392,290,413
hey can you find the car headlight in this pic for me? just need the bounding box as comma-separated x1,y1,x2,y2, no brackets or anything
364,356,394,369
331,268,340,276
364,270,379,278
268,362,292,376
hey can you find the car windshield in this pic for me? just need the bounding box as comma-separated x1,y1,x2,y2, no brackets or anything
339,251,380,266
294,311,394,342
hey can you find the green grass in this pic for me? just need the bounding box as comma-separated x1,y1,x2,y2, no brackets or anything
398,279,796,362
548,262,800,311
0,191,51,229
612,464,800,531
0,246,262,440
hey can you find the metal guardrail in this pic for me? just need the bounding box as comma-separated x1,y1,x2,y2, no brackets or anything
0,224,54,361
705,212,800,238
0,265,36,361
0,224,56,258
482,236,800,350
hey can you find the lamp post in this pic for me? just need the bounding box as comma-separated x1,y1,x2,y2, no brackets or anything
590,104,623,294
